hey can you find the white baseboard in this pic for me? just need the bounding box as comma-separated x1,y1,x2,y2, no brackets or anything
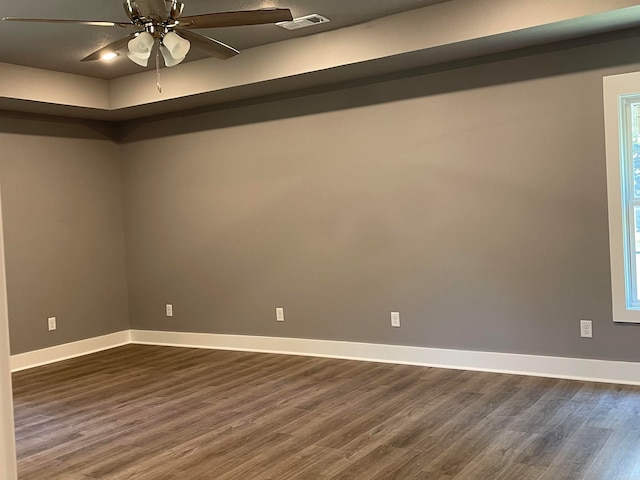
10,329,640,386
130,329,640,386
10,330,130,372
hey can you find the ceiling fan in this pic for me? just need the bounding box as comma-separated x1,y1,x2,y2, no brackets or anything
2,0,293,68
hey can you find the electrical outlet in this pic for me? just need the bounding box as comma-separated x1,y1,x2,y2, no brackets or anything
48,316,56,331
276,307,285,322
580,319,593,338
391,312,400,328
166,304,173,317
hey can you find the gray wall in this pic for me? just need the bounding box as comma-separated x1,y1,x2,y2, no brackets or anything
120,33,640,362
5,32,640,362
0,115,129,354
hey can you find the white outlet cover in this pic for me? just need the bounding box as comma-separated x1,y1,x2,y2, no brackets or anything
276,307,285,322
166,304,173,317
47,316,56,331
580,319,593,338
391,312,400,327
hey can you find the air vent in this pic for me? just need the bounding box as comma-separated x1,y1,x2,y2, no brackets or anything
277,14,330,30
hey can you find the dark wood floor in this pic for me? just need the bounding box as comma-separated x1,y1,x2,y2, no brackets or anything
11,344,640,479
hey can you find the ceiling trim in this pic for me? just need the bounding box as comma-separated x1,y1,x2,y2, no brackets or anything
2,0,640,121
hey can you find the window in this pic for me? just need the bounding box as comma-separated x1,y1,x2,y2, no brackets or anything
604,72,640,323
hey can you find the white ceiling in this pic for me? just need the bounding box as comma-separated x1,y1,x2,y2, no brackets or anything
2,0,640,121
0,0,448,79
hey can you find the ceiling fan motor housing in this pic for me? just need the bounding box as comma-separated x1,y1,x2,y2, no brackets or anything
124,0,184,30
124,1,142,23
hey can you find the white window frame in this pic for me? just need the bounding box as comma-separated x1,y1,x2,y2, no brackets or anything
604,71,640,323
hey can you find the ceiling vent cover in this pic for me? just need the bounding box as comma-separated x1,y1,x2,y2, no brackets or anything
277,14,330,30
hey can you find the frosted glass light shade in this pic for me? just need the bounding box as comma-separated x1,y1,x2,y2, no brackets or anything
127,32,154,66
162,32,190,60
127,52,149,66
160,46,186,67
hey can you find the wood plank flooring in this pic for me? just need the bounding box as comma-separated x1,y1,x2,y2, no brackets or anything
11,344,640,479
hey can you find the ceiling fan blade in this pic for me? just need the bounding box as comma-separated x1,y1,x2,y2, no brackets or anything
2,17,133,27
136,0,169,21
81,34,138,61
176,30,239,60
176,8,293,29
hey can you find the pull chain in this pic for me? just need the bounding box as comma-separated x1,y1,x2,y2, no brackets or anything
156,39,162,93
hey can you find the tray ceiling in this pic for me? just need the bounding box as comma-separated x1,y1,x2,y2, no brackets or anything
2,0,640,121
0,0,448,79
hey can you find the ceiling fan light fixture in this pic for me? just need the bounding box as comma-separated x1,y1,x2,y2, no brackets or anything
127,31,154,66
160,45,185,67
127,51,149,67
162,32,190,60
